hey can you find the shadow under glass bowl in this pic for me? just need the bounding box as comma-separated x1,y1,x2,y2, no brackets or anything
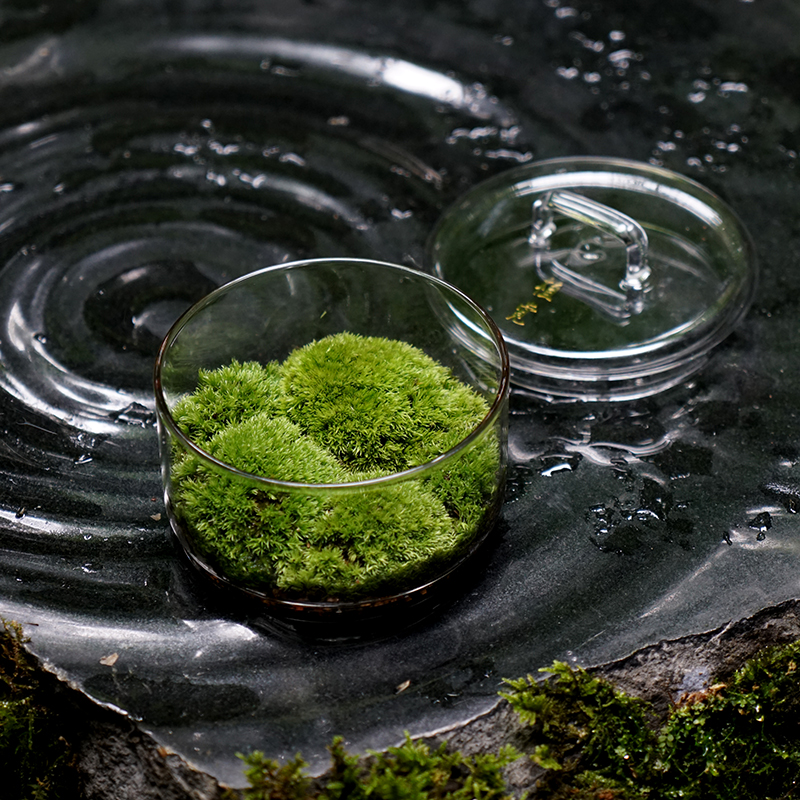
153,258,509,640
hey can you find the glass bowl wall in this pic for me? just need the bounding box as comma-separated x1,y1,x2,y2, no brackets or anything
153,258,509,639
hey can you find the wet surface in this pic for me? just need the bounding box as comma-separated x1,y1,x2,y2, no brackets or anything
1,0,799,786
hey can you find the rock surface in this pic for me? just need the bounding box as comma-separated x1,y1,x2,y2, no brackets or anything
52,599,800,798
430,598,800,796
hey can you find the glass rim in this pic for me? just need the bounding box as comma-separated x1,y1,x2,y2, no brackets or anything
153,256,510,493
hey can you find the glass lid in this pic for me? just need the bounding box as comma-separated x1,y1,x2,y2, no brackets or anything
427,156,757,401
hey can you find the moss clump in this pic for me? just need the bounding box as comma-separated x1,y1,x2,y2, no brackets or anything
172,359,286,449
501,662,656,798
170,332,501,601
281,333,489,474
654,639,800,799
233,733,519,800
501,640,800,798
0,620,80,800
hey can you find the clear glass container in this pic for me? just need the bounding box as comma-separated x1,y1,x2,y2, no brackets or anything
428,157,757,401
154,258,509,639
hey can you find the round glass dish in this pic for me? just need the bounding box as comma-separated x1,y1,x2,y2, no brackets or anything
154,258,509,640
427,156,757,401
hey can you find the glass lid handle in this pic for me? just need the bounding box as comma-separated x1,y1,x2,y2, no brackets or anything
529,190,652,321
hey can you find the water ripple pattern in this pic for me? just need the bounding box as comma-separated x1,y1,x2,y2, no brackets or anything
0,29,520,435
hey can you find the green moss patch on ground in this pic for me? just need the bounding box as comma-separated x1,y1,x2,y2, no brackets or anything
5,617,800,798
232,637,800,799
230,734,519,800
0,620,81,800
500,640,800,798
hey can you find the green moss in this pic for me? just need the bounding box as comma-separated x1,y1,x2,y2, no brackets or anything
170,332,501,601
280,482,457,597
501,663,656,798
500,641,800,799
654,639,800,798
233,733,520,800
0,620,80,800
172,359,286,449
281,332,488,474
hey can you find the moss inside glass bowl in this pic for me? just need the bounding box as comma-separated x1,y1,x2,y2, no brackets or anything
169,332,500,601
154,257,509,634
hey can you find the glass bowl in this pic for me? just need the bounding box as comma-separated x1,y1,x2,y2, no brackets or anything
154,258,509,639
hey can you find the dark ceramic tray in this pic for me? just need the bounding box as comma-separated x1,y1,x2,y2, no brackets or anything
1,0,799,786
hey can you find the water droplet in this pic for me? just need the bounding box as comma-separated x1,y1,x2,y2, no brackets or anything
278,152,305,166
719,81,748,94
110,402,156,427
208,141,239,156
174,143,198,155
541,462,573,477
271,64,300,78
748,511,772,532
205,170,226,186
749,511,772,541
608,49,636,67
